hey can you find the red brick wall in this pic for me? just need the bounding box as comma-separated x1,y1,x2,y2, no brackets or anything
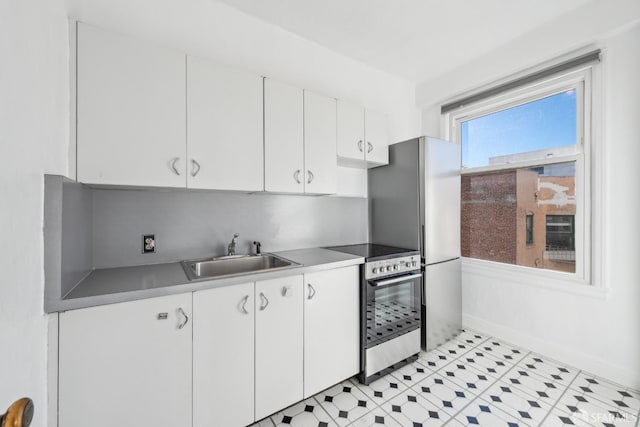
461,171,517,264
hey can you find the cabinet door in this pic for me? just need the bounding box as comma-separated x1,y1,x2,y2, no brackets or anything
255,275,304,420
304,90,337,194
187,56,264,191
193,283,254,427
337,100,366,166
304,266,360,397
76,23,186,187
59,294,192,427
364,109,389,166
264,78,304,193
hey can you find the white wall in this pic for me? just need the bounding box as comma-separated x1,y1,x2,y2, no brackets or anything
1,1,419,426
0,0,69,425
417,1,640,389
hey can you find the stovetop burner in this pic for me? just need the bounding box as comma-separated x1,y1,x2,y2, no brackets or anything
324,243,419,261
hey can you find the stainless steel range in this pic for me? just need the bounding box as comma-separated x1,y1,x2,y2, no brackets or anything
325,244,422,384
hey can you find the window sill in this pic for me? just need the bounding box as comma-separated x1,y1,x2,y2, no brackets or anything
461,257,610,300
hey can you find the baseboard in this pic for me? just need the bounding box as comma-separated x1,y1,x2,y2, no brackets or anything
463,313,640,391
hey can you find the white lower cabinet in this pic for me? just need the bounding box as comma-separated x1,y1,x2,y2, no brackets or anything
303,266,360,397
255,275,304,420
58,267,359,426
193,282,254,427
58,294,192,427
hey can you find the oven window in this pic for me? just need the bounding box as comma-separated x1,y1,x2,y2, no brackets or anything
366,277,421,348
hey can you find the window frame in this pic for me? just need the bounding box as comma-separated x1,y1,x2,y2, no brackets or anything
443,66,602,290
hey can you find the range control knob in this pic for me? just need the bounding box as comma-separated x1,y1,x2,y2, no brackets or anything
372,267,378,274
405,262,412,268
386,266,392,272
393,264,399,270
412,261,418,267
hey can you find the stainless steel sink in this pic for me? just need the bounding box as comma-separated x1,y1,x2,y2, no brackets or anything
181,253,299,281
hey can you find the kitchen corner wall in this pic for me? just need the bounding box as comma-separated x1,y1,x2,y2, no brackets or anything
91,188,367,268
417,2,640,389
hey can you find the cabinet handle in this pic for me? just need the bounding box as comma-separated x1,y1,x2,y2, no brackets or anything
307,170,314,184
191,159,201,177
358,140,363,152
293,169,301,184
170,157,181,175
240,295,250,314
307,284,316,300
259,292,269,311
177,307,189,329
367,142,373,153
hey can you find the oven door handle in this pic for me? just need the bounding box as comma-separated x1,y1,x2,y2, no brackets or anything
372,272,421,287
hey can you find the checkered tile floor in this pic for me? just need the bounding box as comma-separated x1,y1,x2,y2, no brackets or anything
250,329,640,426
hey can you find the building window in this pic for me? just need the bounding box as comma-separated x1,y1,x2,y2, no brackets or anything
526,215,534,245
447,64,594,280
546,215,575,250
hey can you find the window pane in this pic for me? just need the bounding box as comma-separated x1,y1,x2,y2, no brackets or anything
461,90,577,168
526,215,534,245
461,161,576,273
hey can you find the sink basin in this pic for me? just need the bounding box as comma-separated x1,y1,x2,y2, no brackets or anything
181,254,299,281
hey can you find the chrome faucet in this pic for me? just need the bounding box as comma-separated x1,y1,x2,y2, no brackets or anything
227,233,239,256
253,241,262,256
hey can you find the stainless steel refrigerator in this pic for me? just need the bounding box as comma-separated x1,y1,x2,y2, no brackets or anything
369,136,462,351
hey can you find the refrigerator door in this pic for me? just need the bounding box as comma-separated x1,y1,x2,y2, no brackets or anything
424,258,462,351
421,137,461,265
369,138,421,250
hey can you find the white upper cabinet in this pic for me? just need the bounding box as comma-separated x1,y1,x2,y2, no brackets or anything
76,23,186,187
74,23,385,191
364,109,390,166
59,294,192,427
304,90,337,195
337,100,389,168
187,56,264,191
264,78,305,193
337,100,366,166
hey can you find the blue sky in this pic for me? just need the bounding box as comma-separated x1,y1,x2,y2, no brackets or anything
461,90,577,168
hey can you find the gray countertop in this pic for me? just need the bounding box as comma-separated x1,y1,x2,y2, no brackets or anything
46,248,363,313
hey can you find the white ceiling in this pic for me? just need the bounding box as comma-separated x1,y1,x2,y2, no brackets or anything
216,0,595,83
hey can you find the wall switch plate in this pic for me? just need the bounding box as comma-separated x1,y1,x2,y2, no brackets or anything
142,234,156,254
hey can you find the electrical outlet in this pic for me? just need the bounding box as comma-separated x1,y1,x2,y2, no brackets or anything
142,234,156,254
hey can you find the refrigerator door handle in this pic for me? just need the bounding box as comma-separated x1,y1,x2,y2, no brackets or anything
420,224,426,265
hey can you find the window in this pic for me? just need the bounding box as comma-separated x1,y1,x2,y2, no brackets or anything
546,215,575,250
526,215,534,245
446,64,594,282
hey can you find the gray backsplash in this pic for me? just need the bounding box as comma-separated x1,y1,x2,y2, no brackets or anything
62,180,94,289
91,188,368,268
44,175,94,303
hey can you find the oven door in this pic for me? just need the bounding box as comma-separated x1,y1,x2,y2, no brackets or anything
364,271,422,349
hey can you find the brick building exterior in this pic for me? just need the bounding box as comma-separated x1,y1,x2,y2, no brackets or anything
461,170,517,264
462,166,576,273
